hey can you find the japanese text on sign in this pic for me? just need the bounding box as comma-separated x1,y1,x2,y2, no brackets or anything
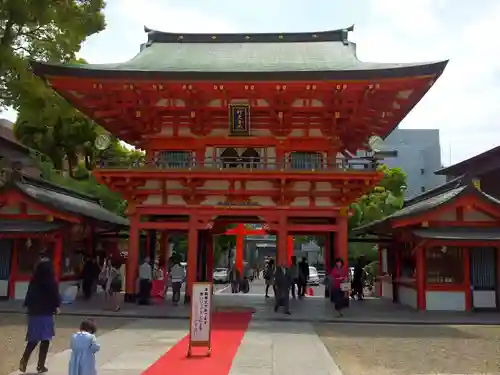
190,283,212,344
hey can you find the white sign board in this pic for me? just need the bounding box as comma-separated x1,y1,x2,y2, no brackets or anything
189,283,213,345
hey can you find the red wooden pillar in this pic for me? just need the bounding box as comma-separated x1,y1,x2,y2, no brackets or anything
206,233,214,282
377,244,382,297
125,214,140,302
464,247,472,310
416,245,426,310
324,233,331,272
53,235,63,282
277,216,288,266
160,231,170,272
287,236,294,266
335,215,348,264
235,224,244,275
9,239,18,299
186,214,199,300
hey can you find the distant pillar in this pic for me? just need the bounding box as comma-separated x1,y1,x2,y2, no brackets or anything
235,224,244,275
53,235,63,282
324,233,331,272
287,236,294,266
186,215,199,302
125,214,140,302
335,214,348,264
206,233,214,283
416,245,426,310
277,216,288,266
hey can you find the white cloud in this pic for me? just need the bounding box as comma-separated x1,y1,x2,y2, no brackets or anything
64,0,500,165
354,0,500,164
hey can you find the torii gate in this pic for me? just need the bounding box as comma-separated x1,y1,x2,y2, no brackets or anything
224,224,294,274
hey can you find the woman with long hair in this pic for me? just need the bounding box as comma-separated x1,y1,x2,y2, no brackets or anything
329,257,348,317
19,258,61,373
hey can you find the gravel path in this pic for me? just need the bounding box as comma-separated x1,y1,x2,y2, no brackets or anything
315,323,500,375
0,314,133,375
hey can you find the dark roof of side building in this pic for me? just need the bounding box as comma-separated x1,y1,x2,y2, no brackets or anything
353,175,500,235
435,145,500,177
31,26,448,81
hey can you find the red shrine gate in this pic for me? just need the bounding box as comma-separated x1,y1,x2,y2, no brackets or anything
31,26,447,301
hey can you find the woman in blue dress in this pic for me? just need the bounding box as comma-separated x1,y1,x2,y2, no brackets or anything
19,258,61,373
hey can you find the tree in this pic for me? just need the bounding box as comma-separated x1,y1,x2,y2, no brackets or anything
0,0,105,108
295,165,408,262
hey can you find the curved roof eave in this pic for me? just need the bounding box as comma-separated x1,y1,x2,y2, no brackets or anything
30,60,448,82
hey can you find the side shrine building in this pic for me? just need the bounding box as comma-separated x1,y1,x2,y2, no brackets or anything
31,26,447,301
358,145,500,312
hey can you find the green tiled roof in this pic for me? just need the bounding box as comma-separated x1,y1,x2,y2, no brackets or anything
31,27,448,81
14,178,128,227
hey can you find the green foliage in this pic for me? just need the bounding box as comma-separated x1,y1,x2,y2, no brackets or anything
296,165,408,262
0,0,105,108
34,154,127,216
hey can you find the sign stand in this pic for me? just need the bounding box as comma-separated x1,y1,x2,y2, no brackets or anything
187,282,213,358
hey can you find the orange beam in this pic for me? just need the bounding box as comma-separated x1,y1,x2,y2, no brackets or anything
138,222,189,230
225,224,267,275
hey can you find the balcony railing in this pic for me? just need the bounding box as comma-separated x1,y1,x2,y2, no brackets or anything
98,156,377,171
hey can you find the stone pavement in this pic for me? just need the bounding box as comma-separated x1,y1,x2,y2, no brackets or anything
3,294,500,325
229,320,343,375
8,319,187,375
8,318,344,375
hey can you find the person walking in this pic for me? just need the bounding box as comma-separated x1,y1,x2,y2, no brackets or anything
107,262,122,312
19,258,61,373
329,258,348,317
229,264,241,293
169,257,185,305
351,256,366,300
298,257,310,298
274,264,292,315
289,256,299,299
80,257,100,300
138,257,152,305
264,259,275,298
68,319,100,375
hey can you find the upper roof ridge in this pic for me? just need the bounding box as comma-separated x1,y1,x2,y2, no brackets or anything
143,25,354,45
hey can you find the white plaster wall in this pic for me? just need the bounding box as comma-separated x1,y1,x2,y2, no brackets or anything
290,197,310,207
314,197,334,207
381,281,393,299
426,291,466,311
250,197,275,206
381,248,388,273
472,291,497,309
14,281,80,300
14,281,29,300
464,209,494,221
143,195,162,205
398,286,417,309
0,280,8,298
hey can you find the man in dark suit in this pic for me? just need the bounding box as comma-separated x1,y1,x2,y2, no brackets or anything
274,264,292,315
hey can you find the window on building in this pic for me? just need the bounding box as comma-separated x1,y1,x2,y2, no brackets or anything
421,186,426,193
156,151,192,169
399,246,416,279
290,152,323,170
16,239,54,276
425,246,464,284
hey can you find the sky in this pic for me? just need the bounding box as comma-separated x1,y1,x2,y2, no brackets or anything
7,0,500,166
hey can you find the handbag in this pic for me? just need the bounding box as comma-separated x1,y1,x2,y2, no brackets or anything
340,281,350,292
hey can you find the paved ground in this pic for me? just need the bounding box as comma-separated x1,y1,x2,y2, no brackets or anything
217,278,326,297
316,323,500,375
0,314,133,375
3,312,500,375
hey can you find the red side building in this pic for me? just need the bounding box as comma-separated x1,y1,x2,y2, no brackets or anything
31,26,447,301
359,145,500,311
0,131,128,300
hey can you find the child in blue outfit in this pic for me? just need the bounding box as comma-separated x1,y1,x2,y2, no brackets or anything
69,320,100,375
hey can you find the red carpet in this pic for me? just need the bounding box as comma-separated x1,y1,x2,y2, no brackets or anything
141,312,252,375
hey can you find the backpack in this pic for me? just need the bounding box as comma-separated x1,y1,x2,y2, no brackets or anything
110,270,122,290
